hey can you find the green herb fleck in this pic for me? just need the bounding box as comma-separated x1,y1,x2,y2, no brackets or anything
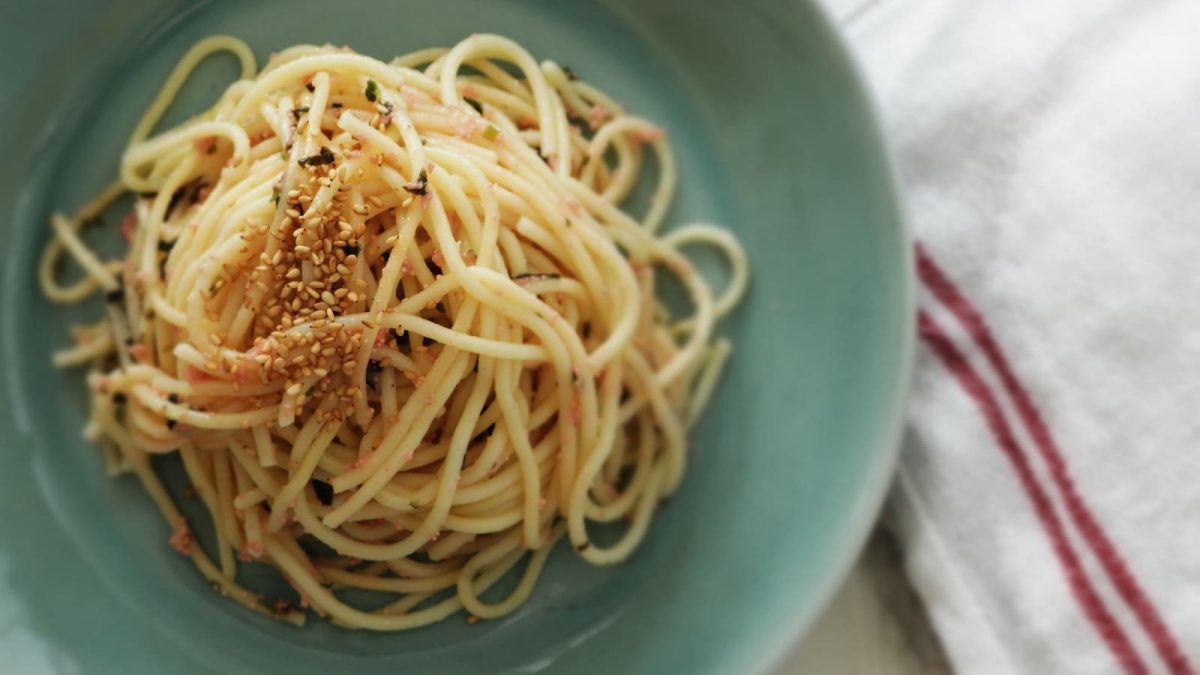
404,169,428,196
311,479,334,505
482,125,499,141
298,146,336,167
365,79,380,102
365,360,383,389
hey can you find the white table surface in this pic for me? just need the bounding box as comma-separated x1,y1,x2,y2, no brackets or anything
773,528,952,674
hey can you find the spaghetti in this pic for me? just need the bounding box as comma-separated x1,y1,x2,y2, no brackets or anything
42,34,748,630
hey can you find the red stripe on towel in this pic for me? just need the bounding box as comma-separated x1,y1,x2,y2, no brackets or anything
919,310,1148,675
916,245,1193,675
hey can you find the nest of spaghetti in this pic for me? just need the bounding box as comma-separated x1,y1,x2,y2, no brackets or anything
43,34,746,629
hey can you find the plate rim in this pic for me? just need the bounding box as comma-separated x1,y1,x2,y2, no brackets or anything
747,3,916,674
0,1,917,672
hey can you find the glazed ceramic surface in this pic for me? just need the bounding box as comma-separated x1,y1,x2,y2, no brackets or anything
0,1,911,673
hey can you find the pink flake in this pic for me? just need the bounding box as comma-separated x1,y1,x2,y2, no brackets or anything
128,343,151,364
119,212,137,242
634,127,665,143
169,525,193,555
587,105,612,129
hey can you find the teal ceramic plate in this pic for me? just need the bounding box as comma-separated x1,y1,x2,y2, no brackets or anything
0,1,911,673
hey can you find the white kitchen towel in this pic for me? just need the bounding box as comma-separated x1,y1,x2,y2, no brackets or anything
824,1,1200,673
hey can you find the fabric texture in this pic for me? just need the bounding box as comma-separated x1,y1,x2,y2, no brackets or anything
824,1,1200,672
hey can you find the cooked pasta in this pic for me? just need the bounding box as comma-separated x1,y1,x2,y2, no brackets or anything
42,34,748,629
